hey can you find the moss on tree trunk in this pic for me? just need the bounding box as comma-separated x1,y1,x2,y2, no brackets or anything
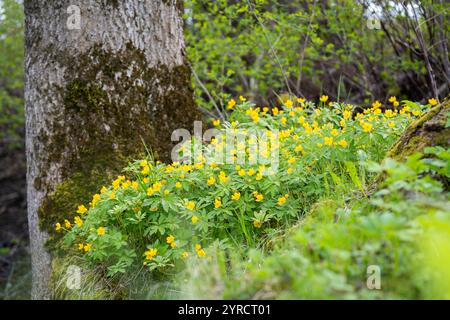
25,0,200,299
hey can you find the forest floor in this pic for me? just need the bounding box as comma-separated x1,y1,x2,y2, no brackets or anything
0,146,30,299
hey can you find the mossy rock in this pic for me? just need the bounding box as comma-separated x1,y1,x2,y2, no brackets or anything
387,98,450,160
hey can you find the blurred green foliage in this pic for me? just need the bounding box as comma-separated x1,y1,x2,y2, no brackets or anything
0,0,24,150
184,0,449,114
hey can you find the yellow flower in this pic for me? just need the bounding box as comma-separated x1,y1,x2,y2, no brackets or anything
247,168,255,176
182,251,189,258
55,223,61,232
170,242,177,249
219,171,229,183
277,197,287,205
287,167,293,174
213,119,221,126
78,243,84,251
97,227,106,236
388,121,395,128
227,99,236,109
256,173,263,181
272,107,279,116
285,99,293,108
77,205,88,215
362,122,373,133
238,169,246,177
324,137,333,146
297,97,305,103
140,160,148,167
74,216,83,228
342,110,351,120
83,243,92,252
64,219,71,229
254,193,264,202
298,116,305,125
231,191,241,201
147,187,154,196
197,249,206,257
175,182,182,189
412,110,421,116
280,117,287,125
428,98,438,106
207,176,216,186
331,129,339,136
100,186,108,194
389,96,397,103
253,220,262,228
385,109,394,118
340,119,346,127
131,181,139,190
164,189,170,195
144,248,157,260
166,235,175,244
239,95,246,102
121,180,131,189
372,101,381,109
338,139,348,148
393,101,399,107
141,165,150,175
91,194,101,207
186,201,196,210
191,215,199,224
319,95,328,103
214,198,222,209
152,182,162,192
109,192,116,200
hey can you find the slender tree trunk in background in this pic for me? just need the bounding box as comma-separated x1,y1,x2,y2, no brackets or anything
25,0,199,299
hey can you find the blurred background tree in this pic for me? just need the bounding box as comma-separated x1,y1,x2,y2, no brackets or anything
0,0,24,150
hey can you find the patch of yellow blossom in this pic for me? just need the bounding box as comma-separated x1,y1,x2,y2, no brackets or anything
144,248,157,261
77,205,88,215
97,227,106,236
253,191,264,202
428,98,438,106
227,99,236,110
319,95,328,103
74,216,83,228
231,191,241,201
186,201,196,210
195,244,206,257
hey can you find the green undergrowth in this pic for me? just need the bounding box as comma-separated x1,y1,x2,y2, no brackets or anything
180,147,450,299
51,97,449,299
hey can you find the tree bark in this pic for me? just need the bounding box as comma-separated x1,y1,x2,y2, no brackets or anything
25,0,200,299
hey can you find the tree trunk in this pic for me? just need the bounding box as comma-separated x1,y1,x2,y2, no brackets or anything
25,0,200,299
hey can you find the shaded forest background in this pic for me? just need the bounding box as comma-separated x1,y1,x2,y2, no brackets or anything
0,0,448,298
